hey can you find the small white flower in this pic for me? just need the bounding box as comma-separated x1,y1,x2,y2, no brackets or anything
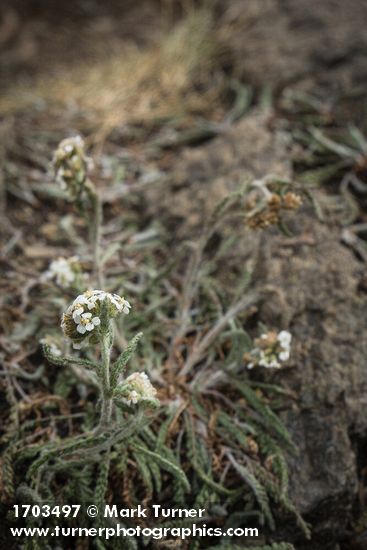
72,307,84,323
110,295,122,310
122,300,131,314
76,312,101,334
277,330,292,349
74,294,90,305
87,296,99,309
279,350,290,362
126,390,140,405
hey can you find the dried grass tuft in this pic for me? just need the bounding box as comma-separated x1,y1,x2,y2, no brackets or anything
0,8,219,137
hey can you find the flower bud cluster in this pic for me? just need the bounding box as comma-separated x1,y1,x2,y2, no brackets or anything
40,336,62,357
116,372,158,407
245,330,292,369
61,289,131,346
53,136,93,199
244,182,302,230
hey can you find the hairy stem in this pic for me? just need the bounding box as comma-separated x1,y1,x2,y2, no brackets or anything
96,332,112,435
86,179,104,288
93,194,103,288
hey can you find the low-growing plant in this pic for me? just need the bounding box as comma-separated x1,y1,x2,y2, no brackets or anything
1,136,311,549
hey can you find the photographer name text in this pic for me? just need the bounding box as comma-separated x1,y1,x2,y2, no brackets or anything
104,505,205,519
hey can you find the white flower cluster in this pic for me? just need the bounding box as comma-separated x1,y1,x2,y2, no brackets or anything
61,289,131,345
44,256,79,288
121,372,158,406
246,330,292,369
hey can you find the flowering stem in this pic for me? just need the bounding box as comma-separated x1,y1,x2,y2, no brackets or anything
86,180,104,289
96,332,113,435
93,194,103,289
93,195,103,288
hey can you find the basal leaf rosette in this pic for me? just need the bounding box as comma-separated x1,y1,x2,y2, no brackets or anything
61,289,131,347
